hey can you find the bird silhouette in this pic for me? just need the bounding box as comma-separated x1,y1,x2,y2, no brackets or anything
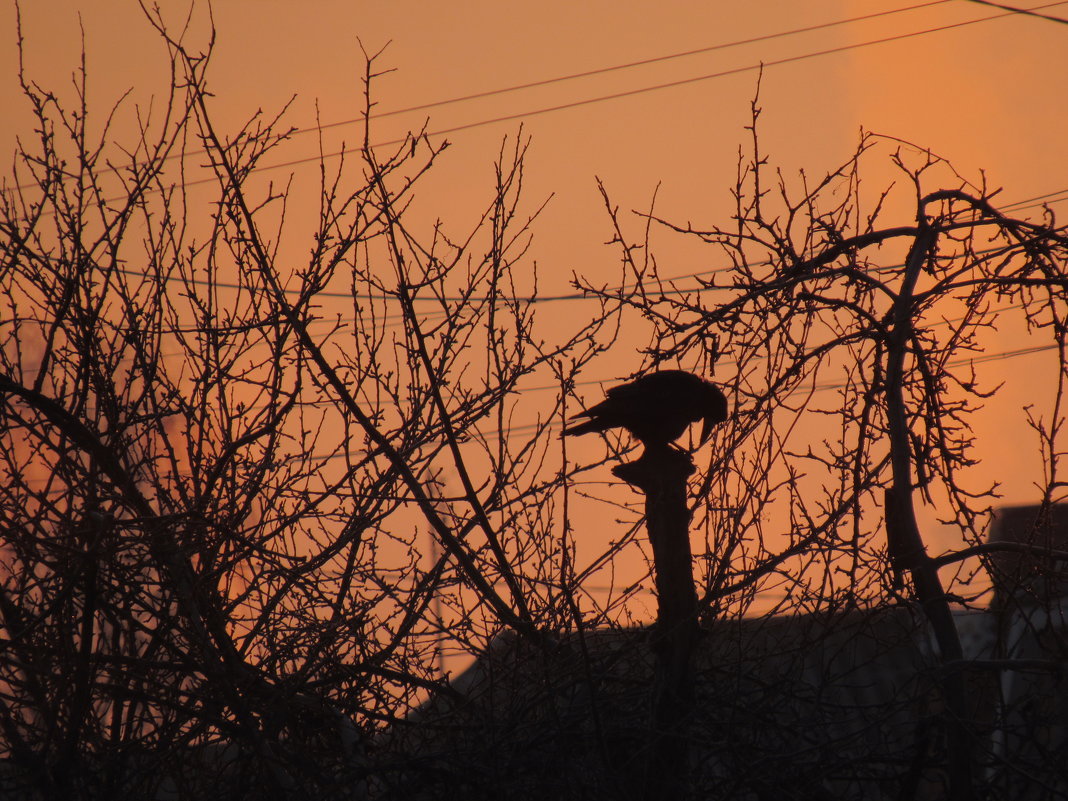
562,370,728,448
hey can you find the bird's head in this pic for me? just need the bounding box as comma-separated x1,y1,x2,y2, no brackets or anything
698,384,730,444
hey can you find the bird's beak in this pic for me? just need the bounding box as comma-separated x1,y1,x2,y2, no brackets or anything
700,416,715,445
700,397,730,444
700,390,730,445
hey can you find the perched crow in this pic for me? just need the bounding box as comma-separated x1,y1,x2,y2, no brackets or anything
563,370,728,447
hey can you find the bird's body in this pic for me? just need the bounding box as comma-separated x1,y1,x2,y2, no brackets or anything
563,370,728,447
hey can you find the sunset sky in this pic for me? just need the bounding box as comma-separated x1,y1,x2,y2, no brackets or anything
3,1,1067,612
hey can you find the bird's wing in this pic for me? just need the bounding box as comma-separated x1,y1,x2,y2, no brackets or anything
606,373,679,412
604,376,653,402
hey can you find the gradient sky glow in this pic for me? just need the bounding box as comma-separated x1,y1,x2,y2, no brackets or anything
3,1,1067,615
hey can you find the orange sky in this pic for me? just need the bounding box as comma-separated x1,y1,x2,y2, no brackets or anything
3,1,1067,617
5,1,1064,296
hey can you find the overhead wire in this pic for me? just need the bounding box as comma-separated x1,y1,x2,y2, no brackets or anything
177,0,1068,186
13,332,1061,492
5,0,958,193
999,187,1068,212
961,0,1068,23
6,5,1066,472
9,1,1064,201
277,1,961,138
6,5,1066,610
299,341,1060,458
97,182,1067,306
5,181,1062,385
12,219,1058,385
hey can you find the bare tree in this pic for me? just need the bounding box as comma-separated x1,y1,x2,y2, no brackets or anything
5,10,1068,801
378,98,1068,798
0,12,616,799
585,91,1068,799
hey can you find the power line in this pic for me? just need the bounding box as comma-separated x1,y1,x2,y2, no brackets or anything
16,229,1053,383
295,341,1059,454
9,339,1059,486
4,1,958,194
180,1,1068,187
14,0,1059,202
304,1,958,136
295,339,1064,448
961,0,1068,23
1000,187,1068,212
98,185,1066,306
806,343,1056,393
511,307,1044,396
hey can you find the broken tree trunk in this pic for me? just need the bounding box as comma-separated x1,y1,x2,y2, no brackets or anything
614,444,698,801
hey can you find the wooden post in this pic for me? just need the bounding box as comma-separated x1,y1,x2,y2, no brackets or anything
614,444,697,801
